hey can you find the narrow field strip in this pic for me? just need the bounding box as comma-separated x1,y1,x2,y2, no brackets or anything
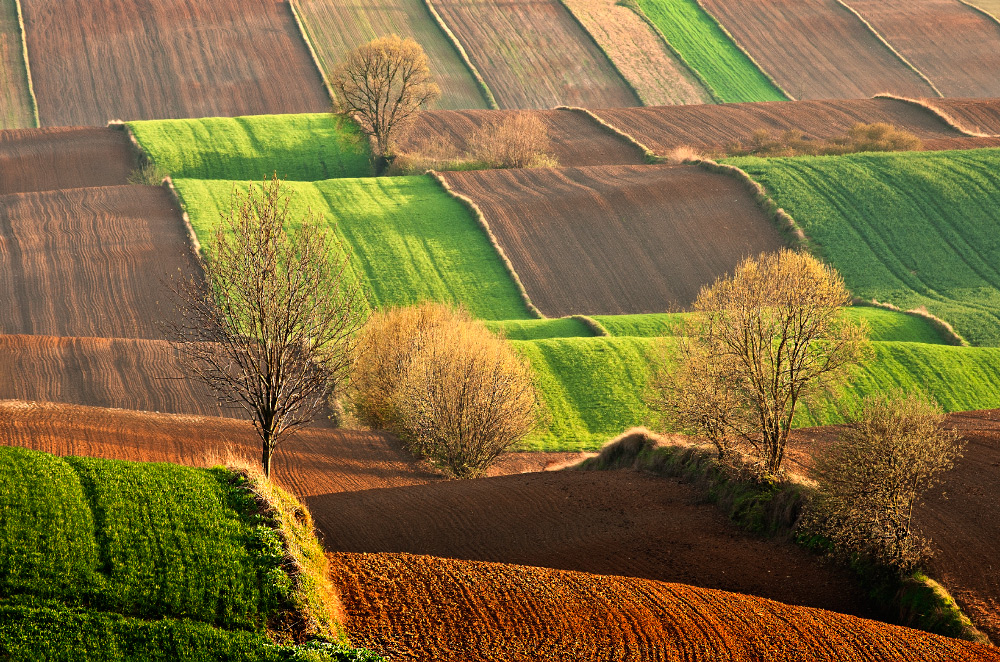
0,0,35,128
924,98,1000,136
0,127,135,195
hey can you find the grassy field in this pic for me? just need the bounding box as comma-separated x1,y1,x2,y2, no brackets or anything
635,0,785,102
128,114,370,181
732,149,1000,346
0,0,35,128
174,177,531,321
487,317,598,340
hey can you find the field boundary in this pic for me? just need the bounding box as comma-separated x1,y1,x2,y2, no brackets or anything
161,177,205,259
420,0,499,109
956,0,1000,27
12,0,39,127
852,298,969,346
567,314,610,336
287,0,336,105
555,106,660,162
874,93,999,138
835,0,944,97
428,171,543,318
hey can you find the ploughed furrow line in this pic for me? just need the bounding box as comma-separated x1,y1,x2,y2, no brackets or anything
311,470,868,616
440,165,784,317
845,0,1000,98
926,98,1000,136
427,0,640,109
0,185,199,339
20,0,329,126
694,0,935,100
403,109,646,167
593,98,964,156
0,127,135,195
332,552,1000,661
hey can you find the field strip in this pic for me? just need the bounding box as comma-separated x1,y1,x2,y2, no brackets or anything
965,0,1000,19
921,99,1000,137
0,0,36,127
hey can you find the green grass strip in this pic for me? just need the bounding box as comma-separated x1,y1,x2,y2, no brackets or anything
487,317,598,340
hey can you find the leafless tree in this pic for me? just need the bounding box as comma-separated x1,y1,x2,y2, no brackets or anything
172,175,365,478
332,35,440,173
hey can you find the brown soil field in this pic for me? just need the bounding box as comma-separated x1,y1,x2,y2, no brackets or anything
0,0,34,129
332,552,1000,662
427,0,640,109
0,185,199,338
20,0,330,126
0,127,135,195
292,0,487,110
311,469,869,617
440,165,785,316
922,136,1000,151
559,0,711,106
925,98,1000,136
846,0,1000,98
401,108,646,167
593,98,965,155
696,0,935,100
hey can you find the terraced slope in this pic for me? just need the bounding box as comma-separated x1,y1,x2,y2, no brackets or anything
636,0,785,102
927,98,1000,136
427,0,640,109
0,127,135,194
696,0,935,100
20,0,330,126
0,185,199,338
559,0,712,106
0,0,34,128
440,165,784,316
332,553,1000,661
733,149,1000,346
846,0,1000,98
292,0,487,109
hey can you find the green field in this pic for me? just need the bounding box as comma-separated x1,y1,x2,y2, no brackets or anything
128,114,370,181
732,149,1000,346
487,317,599,340
174,176,531,320
636,0,785,102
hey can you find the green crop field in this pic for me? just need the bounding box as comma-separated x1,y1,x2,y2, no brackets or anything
487,317,599,340
174,176,531,321
732,149,1000,346
636,0,785,102
128,114,370,181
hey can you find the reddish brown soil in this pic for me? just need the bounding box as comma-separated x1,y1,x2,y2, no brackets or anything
922,136,1000,151
440,165,785,316
0,185,200,339
332,552,1000,662
0,127,135,194
428,0,640,109
698,0,936,100
401,109,646,168
311,469,869,617
847,0,1000,98
594,98,965,155
925,98,1000,136
21,0,329,126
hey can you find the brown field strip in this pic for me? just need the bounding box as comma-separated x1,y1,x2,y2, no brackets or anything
440,165,785,316
20,0,329,126
696,0,936,100
845,0,1000,98
311,470,869,617
0,185,200,338
403,109,646,167
292,0,487,110
0,127,134,195
559,0,711,106
427,0,640,109
0,0,34,128
594,98,965,155
925,98,1000,136
332,553,1000,662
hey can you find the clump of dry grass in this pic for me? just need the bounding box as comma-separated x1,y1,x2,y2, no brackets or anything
469,113,558,169
726,123,923,158
665,145,701,164
127,161,168,185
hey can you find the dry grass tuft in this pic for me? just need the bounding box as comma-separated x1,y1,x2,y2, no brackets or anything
725,123,923,158
665,145,702,164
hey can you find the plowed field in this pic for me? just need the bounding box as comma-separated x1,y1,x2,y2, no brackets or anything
695,0,935,100
20,0,330,126
593,98,962,155
0,185,199,338
427,0,640,109
846,0,1000,98
559,0,711,106
332,553,1000,662
401,109,646,167
0,127,135,194
439,165,784,316
0,0,34,128
927,98,1000,136
311,470,868,616
292,0,487,110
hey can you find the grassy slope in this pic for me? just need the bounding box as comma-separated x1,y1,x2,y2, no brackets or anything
731,149,1000,347
0,0,34,128
128,114,370,181
635,0,785,102
174,177,530,321
487,317,597,340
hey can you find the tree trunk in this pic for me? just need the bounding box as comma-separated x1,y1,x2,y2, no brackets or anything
261,443,272,479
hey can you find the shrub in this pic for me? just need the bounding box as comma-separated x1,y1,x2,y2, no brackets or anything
469,113,558,169
725,123,923,158
126,161,168,185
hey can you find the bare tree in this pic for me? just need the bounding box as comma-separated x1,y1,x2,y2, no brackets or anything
332,35,440,174
172,175,365,478
650,249,868,477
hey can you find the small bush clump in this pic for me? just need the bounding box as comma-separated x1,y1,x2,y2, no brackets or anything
725,122,922,158
127,161,168,185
